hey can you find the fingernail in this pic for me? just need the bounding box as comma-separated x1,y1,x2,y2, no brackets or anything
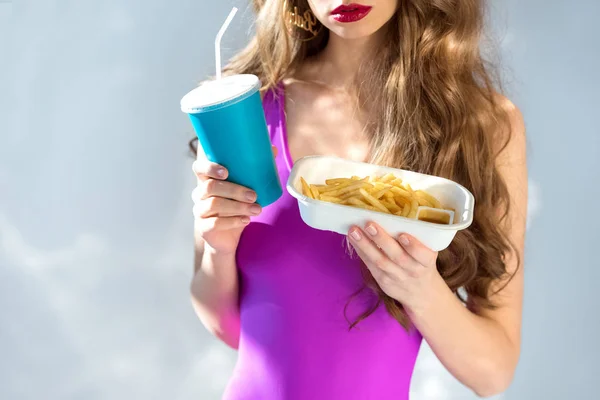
365,224,377,236
250,204,262,215
245,191,257,202
399,235,410,246
350,229,362,241
241,216,251,225
217,168,227,178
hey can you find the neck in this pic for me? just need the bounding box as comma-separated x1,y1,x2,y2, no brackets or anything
312,29,387,89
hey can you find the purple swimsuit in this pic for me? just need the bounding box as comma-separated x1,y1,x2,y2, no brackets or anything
223,85,422,400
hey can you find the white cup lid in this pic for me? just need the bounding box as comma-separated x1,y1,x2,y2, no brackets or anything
180,74,261,113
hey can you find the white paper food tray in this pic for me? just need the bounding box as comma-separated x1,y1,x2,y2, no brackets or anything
286,156,475,251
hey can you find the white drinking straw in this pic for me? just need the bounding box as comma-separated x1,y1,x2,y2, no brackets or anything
215,7,238,80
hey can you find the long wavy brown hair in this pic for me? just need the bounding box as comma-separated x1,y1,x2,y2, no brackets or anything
191,0,517,330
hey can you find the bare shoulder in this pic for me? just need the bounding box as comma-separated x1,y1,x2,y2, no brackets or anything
496,94,525,142
493,93,528,255
491,94,526,164
479,94,528,314
495,93,521,117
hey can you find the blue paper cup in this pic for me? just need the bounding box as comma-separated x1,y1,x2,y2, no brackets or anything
181,74,282,207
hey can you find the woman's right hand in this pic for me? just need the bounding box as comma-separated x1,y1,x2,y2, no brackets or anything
192,160,262,254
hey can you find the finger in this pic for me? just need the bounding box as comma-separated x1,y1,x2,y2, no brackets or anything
348,227,394,273
351,244,390,282
398,234,438,268
363,223,420,269
272,146,278,158
192,160,228,180
202,179,257,203
196,216,250,232
194,197,261,218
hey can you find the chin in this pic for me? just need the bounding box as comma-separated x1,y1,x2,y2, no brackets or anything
328,25,380,40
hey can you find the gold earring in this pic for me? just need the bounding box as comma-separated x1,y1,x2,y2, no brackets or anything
283,0,322,41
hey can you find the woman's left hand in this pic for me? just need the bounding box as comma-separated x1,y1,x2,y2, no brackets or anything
348,222,443,315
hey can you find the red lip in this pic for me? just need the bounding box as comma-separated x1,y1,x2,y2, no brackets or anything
330,3,372,23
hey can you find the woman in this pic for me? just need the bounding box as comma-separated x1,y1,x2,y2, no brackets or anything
190,1,527,399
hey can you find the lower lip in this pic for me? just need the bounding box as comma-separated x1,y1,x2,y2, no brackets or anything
331,7,372,23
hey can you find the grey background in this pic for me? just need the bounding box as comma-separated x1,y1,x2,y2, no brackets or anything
1,1,598,399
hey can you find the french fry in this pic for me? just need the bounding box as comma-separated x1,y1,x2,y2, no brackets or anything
319,180,352,193
325,178,352,185
390,178,403,187
346,197,378,211
402,202,411,217
381,199,401,213
340,191,361,201
394,196,409,207
346,197,368,206
300,172,448,224
359,188,390,213
415,190,442,209
390,186,411,198
320,195,343,204
416,197,433,208
328,182,374,197
408,198,419,218
373,188,391,199
380,173,396,183
310,185,321,200
301,177,313,199
321,177,368,193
